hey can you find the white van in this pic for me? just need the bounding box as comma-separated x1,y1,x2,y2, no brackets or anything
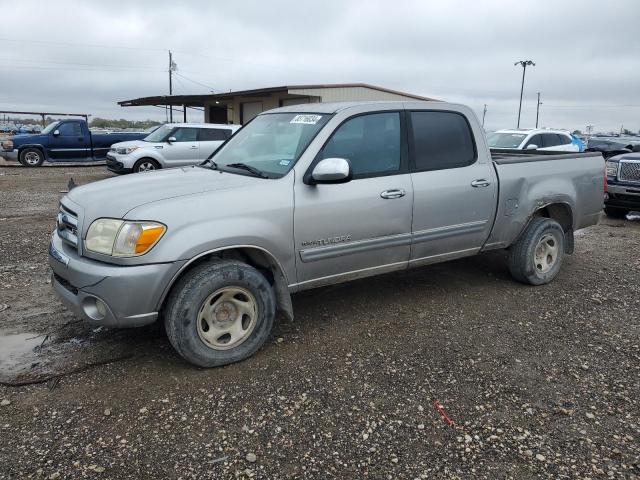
106,123,241,173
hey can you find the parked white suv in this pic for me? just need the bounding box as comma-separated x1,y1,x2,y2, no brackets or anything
488,129,581,152
106,123,240,173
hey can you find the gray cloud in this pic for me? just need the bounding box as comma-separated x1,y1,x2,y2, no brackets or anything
1,0,638,132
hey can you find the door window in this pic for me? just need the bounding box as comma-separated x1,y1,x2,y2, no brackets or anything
171,128,198,142
542,133,562,148
57,122,82,136
525,134,543,148
199,128,231,141
319,112,401,177
409,111,476,171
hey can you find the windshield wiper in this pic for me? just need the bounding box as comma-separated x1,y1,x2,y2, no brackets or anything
225,163,269,179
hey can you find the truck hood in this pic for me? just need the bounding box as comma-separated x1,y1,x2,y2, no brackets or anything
67,166,263,220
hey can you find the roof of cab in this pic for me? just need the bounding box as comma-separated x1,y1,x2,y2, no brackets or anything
264,100,437,115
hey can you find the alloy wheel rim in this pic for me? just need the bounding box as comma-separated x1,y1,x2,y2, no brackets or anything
138,162,155,172
24,152,40,165
196,287,258,350
534,233,559,274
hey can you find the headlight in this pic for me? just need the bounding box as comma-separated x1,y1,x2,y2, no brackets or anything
85,219,166,257
1,140,13,151
606,161,618,177
116,146,139,155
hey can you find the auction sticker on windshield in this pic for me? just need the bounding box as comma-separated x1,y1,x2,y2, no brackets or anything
290,114,322,125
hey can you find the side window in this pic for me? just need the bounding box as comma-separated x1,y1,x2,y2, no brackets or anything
199,128,230,141
410,111,476,171
320,112,401,177
58,122,82,136
171,128,198,142
526,134,543,148
544,133,566,148
559,134,572,145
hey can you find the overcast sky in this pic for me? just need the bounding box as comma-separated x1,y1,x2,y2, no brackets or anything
1,0,639,132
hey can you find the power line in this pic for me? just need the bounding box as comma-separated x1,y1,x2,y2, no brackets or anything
174,72,215,91
0,37,166,51
0,57,160,70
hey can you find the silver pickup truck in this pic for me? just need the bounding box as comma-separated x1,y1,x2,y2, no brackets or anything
49,101,604,367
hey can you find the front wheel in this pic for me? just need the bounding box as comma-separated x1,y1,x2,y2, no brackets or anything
133,158,160,173
164,260,276,367
508,217,565,285
19,148,44,167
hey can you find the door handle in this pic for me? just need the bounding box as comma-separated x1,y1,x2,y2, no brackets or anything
471,179,491,188
380,189,406,199
190,145,198,149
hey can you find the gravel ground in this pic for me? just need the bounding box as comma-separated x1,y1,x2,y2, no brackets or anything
0,165,639,479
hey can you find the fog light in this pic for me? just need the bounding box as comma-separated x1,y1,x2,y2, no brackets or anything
95,298,107,317
82,296,108,321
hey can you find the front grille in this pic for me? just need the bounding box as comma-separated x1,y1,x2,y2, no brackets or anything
619,161,640,183
57,204,79,248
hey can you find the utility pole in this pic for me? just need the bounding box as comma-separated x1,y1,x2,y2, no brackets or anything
514,60,535,128
482,104,487,128
168,50,174,122
535,92,542,128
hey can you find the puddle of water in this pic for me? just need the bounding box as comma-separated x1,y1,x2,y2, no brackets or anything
0,331,43,379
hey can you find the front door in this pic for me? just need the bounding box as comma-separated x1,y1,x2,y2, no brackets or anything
48,121,88,161
407,110,497,264
162,127,199,166
293,111,413,287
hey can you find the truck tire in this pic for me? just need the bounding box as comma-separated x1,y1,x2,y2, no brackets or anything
508,217,565,285
19,148,44,167
164,260,276,367
133,158,160,173
604,207,629,219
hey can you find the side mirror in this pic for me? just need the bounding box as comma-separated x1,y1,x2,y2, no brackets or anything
309,157,352,184
52,130,60,137
526,144,538,150
167,136,176,143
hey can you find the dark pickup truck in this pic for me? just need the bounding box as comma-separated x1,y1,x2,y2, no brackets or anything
0,119,146,167
604,152,640,217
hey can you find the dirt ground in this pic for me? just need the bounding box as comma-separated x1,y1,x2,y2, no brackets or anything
0,164,638,479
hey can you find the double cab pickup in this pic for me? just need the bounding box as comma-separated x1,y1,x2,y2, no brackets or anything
1,119,146,166
48,101,605,367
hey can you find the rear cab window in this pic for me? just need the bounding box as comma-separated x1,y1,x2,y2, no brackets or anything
408,111,476,171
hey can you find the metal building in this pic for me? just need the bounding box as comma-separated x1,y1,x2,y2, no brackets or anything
118,83,435,125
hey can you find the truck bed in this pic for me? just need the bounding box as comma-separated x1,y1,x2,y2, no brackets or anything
484,150,604,250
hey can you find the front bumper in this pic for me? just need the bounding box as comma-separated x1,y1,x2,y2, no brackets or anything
49,230,184,328
106,154,132,174
1,149,19,161
605,182,640,210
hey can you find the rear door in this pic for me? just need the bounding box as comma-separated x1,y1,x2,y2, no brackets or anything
293,111,413,286
162,127,199,166
198,127,232,159
408,110,497,265
48,121,88,161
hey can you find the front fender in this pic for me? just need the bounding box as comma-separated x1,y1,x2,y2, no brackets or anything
18,144,49,161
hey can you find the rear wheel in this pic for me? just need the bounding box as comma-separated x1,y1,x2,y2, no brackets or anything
164,260,276,367
19,148,44,167
133,158,160,173
508,217,565,285
604,206,628,219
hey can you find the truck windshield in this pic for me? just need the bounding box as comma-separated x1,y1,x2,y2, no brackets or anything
487,132,527,149
211,113,331,178
143,125,173,142
41,122,61,135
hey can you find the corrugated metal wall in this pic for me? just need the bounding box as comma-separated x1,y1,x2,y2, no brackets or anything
289,86,420,102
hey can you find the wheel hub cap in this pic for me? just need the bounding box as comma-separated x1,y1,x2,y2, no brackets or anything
196,287,258,350
534,233,559,274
